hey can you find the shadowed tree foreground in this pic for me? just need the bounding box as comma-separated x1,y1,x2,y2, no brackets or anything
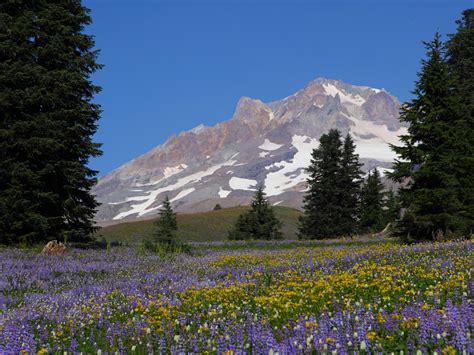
0,0,102,245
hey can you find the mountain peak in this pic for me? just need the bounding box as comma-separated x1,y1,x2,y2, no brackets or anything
233,96,273,124
93,77,406,222
234,96,265,112
183,123,207,136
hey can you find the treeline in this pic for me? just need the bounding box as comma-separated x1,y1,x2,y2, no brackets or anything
230,9,473,242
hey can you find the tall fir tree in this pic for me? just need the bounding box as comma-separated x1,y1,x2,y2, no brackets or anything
383,190,400,226
359,169,385,233
154,196,178,245
339,134,363,236
445,9,474,236
228,185,282,240
299,129,344,239
0,1,102,245
389,33,466,241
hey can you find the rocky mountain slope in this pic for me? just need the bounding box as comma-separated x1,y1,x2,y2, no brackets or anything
94,78,406,223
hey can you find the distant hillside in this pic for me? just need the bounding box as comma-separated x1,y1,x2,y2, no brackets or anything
97,206,302,243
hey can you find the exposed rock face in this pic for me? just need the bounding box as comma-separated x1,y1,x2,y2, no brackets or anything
93,78,406,224
41,240,66,255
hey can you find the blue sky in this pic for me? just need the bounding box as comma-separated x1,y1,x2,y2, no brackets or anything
85,0,472,175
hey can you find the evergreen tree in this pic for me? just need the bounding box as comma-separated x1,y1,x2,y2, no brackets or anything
228,185,282,240
154,196,178,245
445,9,474,236
359,169,385,233
339,134,363,236
299,129,345,239
0,1,102,245
228,214,249,241
250,186,283,240
389,33,466,241
383,190,400,226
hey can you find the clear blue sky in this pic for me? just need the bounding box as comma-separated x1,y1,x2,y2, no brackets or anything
85,0,472,175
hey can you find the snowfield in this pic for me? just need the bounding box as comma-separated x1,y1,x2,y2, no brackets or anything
229,177,258,191
258,139,283,151
264,135,319,196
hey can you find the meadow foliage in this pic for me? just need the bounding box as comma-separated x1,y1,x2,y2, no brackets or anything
0,240,471,353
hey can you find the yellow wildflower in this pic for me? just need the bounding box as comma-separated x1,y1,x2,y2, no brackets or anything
367,331,377,340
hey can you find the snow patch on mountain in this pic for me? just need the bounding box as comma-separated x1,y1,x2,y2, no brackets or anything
134,164,188,187
323,83,366,106
267,109,275,121
218,186,232,198
346,114,407,161
264,135,319,196
379,167,394,176
164,164,188,178
229,177,258,191
170,188,195,202
135,180,162,187
259,139,283,151
113,156,238,220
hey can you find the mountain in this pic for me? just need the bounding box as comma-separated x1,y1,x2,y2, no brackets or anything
94,78,406,223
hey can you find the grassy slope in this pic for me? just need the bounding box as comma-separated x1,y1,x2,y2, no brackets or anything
97,206,302,244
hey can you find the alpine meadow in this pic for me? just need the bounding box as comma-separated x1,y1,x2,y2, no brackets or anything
0,2,472,354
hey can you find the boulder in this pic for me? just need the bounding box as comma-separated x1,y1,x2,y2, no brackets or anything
41,240,66,255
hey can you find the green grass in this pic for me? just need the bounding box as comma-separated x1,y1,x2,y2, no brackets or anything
192,237,399,251
97,206,302,244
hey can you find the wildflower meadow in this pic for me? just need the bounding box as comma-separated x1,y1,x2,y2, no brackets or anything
0,239,472,354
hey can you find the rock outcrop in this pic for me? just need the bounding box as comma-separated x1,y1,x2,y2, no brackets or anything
41,240,66,255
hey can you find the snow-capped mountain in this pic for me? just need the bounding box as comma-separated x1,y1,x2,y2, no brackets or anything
94,78,406,223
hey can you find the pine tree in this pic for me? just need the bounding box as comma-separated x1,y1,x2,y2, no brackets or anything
359,169,385,233
228,185,282,240
383,190,400,226
154,196,178,245
445,9,474,236
228,214,250,241
339,134,363,236
299,129,345,239
0,1,102,245
251,186,283,240
389,33,465,241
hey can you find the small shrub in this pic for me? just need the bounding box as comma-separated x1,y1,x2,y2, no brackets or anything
141,239,191,256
